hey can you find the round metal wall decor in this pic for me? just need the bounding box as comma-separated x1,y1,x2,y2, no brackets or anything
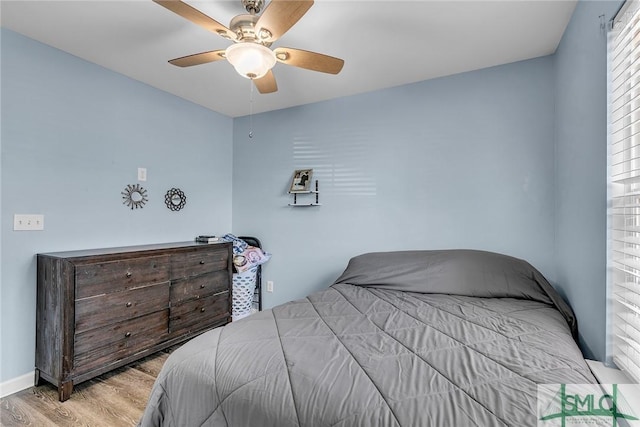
165,188,186,211
121,183,148,210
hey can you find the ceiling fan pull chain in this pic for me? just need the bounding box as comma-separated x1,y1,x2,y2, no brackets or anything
249,80,254,139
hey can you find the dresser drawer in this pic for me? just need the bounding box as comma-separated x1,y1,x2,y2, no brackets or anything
171,247,229,280
74,310,168,373
169,291,229,335
75,282,170,333
76,255,170,299
171,270,229,304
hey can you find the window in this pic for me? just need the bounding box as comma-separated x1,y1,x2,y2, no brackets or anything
610,0,640,383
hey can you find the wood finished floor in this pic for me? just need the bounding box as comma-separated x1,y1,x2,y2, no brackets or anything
0,348,173,427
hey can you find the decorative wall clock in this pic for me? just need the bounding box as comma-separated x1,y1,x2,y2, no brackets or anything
165,188,187,211
122,184,148,210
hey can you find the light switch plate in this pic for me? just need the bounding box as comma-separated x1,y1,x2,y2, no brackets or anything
14,214,44,231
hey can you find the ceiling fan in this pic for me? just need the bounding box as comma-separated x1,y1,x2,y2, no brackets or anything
153,0,345,94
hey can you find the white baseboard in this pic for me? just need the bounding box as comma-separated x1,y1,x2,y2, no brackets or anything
0,371,34,398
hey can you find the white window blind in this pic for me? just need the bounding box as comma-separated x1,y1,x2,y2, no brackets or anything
610,0,640,384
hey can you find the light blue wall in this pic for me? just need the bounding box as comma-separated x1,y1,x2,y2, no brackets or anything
554,0,619,362
232,57,557,309
231,0,618,363
0,0,617,386
0,29,234,382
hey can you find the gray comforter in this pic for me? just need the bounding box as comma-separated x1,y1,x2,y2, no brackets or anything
139,250,596,427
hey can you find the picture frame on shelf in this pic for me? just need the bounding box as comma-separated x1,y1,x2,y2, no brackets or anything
289,169,313,193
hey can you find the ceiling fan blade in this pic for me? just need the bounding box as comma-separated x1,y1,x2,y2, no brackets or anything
274,47,344,74
256,0,313,43
168,50,227,67
153,0,236,40
254,70,278,94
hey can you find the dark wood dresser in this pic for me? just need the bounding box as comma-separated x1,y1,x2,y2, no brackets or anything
36,241,233,401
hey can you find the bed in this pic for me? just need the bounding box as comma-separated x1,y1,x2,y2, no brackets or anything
138,249,596,427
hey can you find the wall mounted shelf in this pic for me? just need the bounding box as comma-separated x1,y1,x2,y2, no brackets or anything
288,180,320,207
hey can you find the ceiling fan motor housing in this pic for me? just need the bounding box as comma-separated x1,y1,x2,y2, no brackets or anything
229,14,272,46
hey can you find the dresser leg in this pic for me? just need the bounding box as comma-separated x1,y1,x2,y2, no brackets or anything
58,381,73,402
34,368,41,386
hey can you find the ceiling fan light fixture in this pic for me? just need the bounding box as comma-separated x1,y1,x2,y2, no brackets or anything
225,42,276,79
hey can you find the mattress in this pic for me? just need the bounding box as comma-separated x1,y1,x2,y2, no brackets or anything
139,250,596,427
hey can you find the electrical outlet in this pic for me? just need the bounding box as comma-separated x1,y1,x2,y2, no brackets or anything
266,281,274,293
138,167,147,181
14,214,44,231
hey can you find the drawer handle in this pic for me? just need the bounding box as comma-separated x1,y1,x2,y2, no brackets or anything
199,260,205,265
200,308,206,313
126,272,132,278
126,302,132,308
124,332,132,338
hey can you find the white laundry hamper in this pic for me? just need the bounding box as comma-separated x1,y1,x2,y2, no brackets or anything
232,267,258,321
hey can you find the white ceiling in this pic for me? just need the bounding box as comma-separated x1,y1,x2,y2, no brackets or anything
1,0,577,118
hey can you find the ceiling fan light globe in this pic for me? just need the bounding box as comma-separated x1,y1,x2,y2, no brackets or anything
225,43,276,80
